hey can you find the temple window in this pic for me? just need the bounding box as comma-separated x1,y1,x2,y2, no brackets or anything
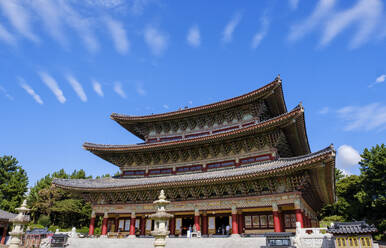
207,160,235,170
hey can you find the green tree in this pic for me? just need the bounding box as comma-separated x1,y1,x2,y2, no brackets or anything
0,155,28,212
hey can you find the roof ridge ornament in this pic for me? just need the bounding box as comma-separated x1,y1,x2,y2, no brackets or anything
275,74,282,82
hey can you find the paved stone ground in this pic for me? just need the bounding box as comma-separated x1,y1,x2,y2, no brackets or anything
67,237,267,248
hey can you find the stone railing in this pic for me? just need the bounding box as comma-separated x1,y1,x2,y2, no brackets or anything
294,223,334,248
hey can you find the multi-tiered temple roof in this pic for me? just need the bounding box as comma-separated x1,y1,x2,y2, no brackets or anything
54,76,335,215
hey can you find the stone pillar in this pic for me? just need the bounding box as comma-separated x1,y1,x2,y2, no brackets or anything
140,217,146,236
129,212,136,238
294,199,304,228
1,224,8,244
237,211,243,234
169,217,175,236
231,207,239,237
101,212,108,236
272,203,282,232
194,209,200,232
88,211,96,236
201,212,208,236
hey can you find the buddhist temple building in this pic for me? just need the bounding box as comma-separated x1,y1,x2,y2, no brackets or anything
53,76,336,237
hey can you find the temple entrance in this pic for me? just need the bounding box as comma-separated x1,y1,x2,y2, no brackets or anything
181,216,194,236
215,216,230,235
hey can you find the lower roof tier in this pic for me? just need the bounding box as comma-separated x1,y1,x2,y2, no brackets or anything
54,145,335,205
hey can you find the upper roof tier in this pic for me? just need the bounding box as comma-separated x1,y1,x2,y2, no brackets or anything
111,76,286,141
83,104,310,168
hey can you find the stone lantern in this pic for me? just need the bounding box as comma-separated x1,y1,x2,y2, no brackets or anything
149,190,173,248
8,200,30,248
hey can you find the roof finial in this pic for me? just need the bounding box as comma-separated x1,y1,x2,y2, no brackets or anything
275,74,281,82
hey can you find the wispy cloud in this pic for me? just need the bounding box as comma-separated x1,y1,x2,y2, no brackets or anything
136,82,146,96
59,0,99,53
187,25,200,47
251,16,269,49
19,79,43,105
39,72,66,103
337,103,386,131
0,86,14,100
288,0,384,49
144,26,168,56
66,75,87,102
336,144,361,172
113,81,126,98
28,0,67,47
92,80,104,97
289,0,300,10
131,0,150,16
0,0,39,42
288,0,336,42
0,23,16,45
321,0,383,49
319,106,329,114
104,16,130,54
369,74,386,88
222,12,242,43
162,104,169,109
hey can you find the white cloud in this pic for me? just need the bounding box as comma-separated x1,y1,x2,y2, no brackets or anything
28,0,67,47
319,106,329,114
162,104,169,109
0,0,39,42
321,0,383,49
104,16,130,54
144,26,168,56
19,80,44,105
113,81,126,98
131,0,150,16
59,0,99,53
0,86,14,100
136,82,146,96
39,72,66,103
289,0,300,10
288,0,336,42
187,25,200,47
222,12,242,43
336,145,361,171
66,75,87,102
0,23,16,45
92,80,104,97
369,74,386,88
288,0,384,49
85,0,124,9
251,16,269,49
337,103,386,131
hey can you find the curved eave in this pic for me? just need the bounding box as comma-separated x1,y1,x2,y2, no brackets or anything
53,146,335,194
84,105,307,157
111,78,286,140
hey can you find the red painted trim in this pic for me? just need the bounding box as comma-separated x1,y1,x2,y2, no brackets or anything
206,160,235,170
88,217,95,236
147,138,158,143
129,217,136,235
101,217,108,235
212,125,239,134
239,153,273,165
273,211,282,232
232,214,239,234
175,164,203,173
159,136,182,142
123,170,146,177
241,121,255,127
295,209,304,228
148,168,173,175
185,131,210,139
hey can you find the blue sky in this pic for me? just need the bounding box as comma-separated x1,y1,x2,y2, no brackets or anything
0,0,385,186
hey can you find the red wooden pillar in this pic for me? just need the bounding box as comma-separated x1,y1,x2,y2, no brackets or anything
129,213,136,236
88,214,96,236
140,217,146,236
295,209,304,228
101,213,108,235
194,209,201,232
273,211,282,232
201,213,208,235
231,207,239,235
169,217,175,236
237,213,243,234
278,212,285,232
1,224,8,244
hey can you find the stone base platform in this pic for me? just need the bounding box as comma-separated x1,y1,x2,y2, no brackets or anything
68,237,266,248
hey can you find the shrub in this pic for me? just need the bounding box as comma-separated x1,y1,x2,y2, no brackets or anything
28,224,44,230
48,225,60,232
77,226,89,234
